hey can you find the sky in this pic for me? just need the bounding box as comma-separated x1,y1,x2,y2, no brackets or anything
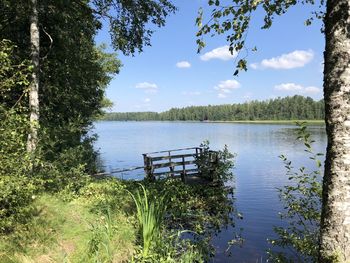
95,0,325,113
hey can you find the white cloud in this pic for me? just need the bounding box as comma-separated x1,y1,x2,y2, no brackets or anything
135,82,158,93
144,98,151,103
218,93,227,99
200,45,237,61
176,61,191,68
304,86,321,94
274,83,321,94
214,79,240,93
214,79,240,98
182,91,201,96
275,83,304,91
251,50,314,70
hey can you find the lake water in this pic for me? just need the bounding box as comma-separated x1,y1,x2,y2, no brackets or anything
93,121,327,262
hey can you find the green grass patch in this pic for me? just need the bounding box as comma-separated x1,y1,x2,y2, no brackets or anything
0,189,135,263
1,175,240,262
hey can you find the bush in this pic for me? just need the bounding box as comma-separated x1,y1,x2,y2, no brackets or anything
78,179,127,213
268,123,322,262
0,40,40,233
131,230,206,263
195,140,235,182
38,145,91,196
0,176,37,233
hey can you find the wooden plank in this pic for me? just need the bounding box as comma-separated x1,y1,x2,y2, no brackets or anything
152,160,197,169
157,172,199,180
153,168,198,176
144,147,202,155
109,166,145,174
150,153,196,161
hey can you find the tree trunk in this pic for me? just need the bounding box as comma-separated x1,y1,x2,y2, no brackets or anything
27,0,40,152
319,0,350,261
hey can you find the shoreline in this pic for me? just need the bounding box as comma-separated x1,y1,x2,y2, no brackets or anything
98,119,325,125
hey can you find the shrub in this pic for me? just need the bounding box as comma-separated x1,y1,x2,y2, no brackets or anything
0,40,40,233
0,176,37,233
78,179,127,212
131,230,206,263
37,146,91,197
195,140,235,182
268,123,322,262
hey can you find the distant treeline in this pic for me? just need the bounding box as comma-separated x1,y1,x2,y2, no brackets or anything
102,95,325,121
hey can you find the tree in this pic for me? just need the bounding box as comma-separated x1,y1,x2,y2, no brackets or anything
1,0,175,164
196,0,349,261
27,0,40,152
102,96,324,121
320,1,350,261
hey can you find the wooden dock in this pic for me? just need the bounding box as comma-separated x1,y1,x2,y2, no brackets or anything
142,147,218,181
94,146,219,183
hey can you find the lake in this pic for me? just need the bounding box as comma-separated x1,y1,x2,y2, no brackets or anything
93,121,327,262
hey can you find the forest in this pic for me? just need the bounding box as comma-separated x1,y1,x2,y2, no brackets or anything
102,95,325,121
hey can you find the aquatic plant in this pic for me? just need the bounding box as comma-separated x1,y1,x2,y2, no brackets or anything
128,184,167,258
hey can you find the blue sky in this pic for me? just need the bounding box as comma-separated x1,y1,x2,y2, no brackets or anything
95,0,325,113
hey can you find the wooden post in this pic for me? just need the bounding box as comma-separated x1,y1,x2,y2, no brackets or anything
150,158,155,180
197,147,203,176
169,151,174,177
181,155,186,183
182,156,186,174
143,154,153,180
210,151,219,182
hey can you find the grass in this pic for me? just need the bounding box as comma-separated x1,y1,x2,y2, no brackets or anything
127,184,166,258
0,177,237,262
0,192,135,263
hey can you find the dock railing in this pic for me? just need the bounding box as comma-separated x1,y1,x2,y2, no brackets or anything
142,147,218,181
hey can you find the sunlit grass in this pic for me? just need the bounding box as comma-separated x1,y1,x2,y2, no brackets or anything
128,184,167,258
0,192,135,263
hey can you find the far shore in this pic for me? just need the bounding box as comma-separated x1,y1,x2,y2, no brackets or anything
99,119,325,125
200,120,325,124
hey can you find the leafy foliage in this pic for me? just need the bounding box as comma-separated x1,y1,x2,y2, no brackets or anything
0,175,37,233
91,0,176,55
196,140,235,182
131,230,206,263
196,0,325,74
2,0,167,177
78,179,127,212
268,123,322,262
126,179,240,262
0,40,39,233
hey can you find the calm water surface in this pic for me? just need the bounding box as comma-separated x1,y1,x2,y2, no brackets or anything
93,121,326,262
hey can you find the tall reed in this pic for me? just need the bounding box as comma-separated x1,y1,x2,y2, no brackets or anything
128,184,166,258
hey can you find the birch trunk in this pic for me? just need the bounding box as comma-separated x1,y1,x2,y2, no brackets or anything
27,0,40,152
319,0,350,261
